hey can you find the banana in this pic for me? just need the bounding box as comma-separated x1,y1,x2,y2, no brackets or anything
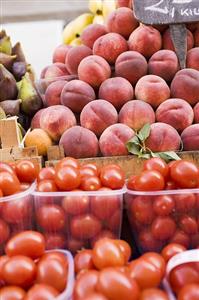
103,0,116,20
89,0,103,14
63,13,94,45
93,14,105,25
69,37,82,46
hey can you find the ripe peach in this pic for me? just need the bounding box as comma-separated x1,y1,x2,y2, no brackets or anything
98,77,134,110
78,55,111,88
186,47,199,71
181,124,199,151
128,25,162,58
148,50,179,82
59,126,99,158
115,51,148,85
80,99,118,136
194,29,199,47
194,103,199,123
52,44,72,64
145,123,181,152
31,108,46,129
163,28,194,51
99,123,135,156
81,24,108,49
42,63,70,79
116,0,132,8
135,75,170,108
170,69,199,106
61,80,96,113
93,33,128,64
187,22,199,32
106,7,138,39
119,100,155,131
45,80,67,106
65,45,92,75
156,98,194,132
40,105,76,141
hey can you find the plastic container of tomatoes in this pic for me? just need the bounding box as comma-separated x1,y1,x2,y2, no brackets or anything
0,183,35,254
125,188,199,254
32,188,125,253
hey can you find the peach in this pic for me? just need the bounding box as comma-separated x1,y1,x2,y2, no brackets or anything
153,24,169,33
99,123,135,156
187,22,199,33
42,63,70,79
163,28,194,51
106,7,138,39
194,103,199,123
78,55,111,88
194,30,199,47
135,75,170,108
65,45,92,75
186,47,199,71
181,124,199,151
59,126,99,158
116,0,132,8
98,77,134,110
81,24,108,49
45,80,67,106
31,108,46,129
119,100,155,131
93,33,128,64
115,51,148,85
40,105,76,141
156,98,194,133
60,79,96,113
80,99,118,136
52,44,72,64
145,122,181,152
148,50,179,83
128,25,162,58
170,69,199,106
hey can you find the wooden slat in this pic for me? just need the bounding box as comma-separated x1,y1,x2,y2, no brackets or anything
47,145,65,161
0,118,20,148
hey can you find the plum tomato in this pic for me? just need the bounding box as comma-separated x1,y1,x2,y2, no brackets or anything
80,166,97,178
138,229,164,252
15,160,39,183
84,293,108,300
73,270,99,299
151,217,176,241
62,192,90,215
106,209,121,232
169,230,190,249
100,165,125,190
134,170,165,191
153,195,175,216
44,233,66,250
170,160,199,188
0,162,16,175
37,180,58,192
0,286,26,300
165,181,177,190
139,288,169,300
161,243,186,262
178,283,199,300
96,268,140,300
0,188,3,197
55,157,80,170
92,238,125,270
74,249,94,274
127,175,137,190
142,252,166,278
143,158,169,178
24,283,59,300
66,238,86,254
80,175,101,191
130,196,154,225
20,183,31,192
5,230,45,259
2,197,32,224
0,219,10,245
83,163,99,176
113,240,132,264
174,193,196,213
0,255,9,282
55,166,81,191
91,230,117,248
0,171,21,196
179,216,198,235
40,251,68,270
37,167,55,182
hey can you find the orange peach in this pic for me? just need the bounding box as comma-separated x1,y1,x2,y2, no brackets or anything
186,47,199,71
81,24,108,49
163,28,194,51
181,124,199,151
31,108,46,129
65,45,92,75
52,44,72,64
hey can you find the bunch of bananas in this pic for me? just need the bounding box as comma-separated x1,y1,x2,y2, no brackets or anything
63,0,117,45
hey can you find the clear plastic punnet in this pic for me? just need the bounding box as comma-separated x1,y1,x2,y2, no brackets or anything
32,188,125,254
125,187,199,253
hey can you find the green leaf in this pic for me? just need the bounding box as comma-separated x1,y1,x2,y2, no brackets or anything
137,123,151,142
138,153,151,159
126,143,141,155
127,135,140,145
156,151,181,162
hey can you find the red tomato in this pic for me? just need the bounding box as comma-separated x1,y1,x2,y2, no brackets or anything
5,230,45,259
66,238,86,254
169,230,190,249
179,216,198,235
62,192,89,215
56,157,80,169
0,286,26,300
36,204,66,231
142,252,166,278
127,175,137,190
70,214,102,240
190,233,199,248
92,238,125,270
113,240,132,264
139,288,169,300
83,163,99,176
15,160,39,183
170,160,199,188
151,217,176,241
0,219,10,245
0,172,21,196
80,166,97,178
0,255,9,282
138,229,164,252
24,284,59,300
84,293,108,300
174,193,196,213
161,243,186,262
73,270,99,299
178,283,199,300
100,165,125,190
2,197,32,224
96,268,140,300
134,170,165,191
74,249,94,274
80,175,101,191
143,158,169,178
55,166,81,191
20,182,31,191
165,181,177,190
130,196,154,225
2,255,36,288
44,233,66,250
37,167,55,182
106,209,121,232
0,188,3,197
91,230,116,248
153,195,175,216
0,162,16,174
37,180,58,192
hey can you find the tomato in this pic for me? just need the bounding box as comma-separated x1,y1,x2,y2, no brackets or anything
84,293,108,300
134,170,165,191
178,283,199,300
113,240,132,264
0,286,26,300
190,233,199,248
2,255,36,288
73,270,99,299
127,175,137,190
143,158,169,178
20,182,31,191
169,264,199,294
37,167,55,182
92,238,125,270
5,230,45,259
139,229,164,252
169,230,190,249
75,249,94,274
83,163,99,176
96,268,140,300
165,181,177,190
25,284,59,300
80,166,98,178
170,160,199,188
36,256,67,292
100,165,125,190
66,238,86,254
129,258,162,289
16,160,39,183
161,243,186,262
56,157,80,169
2,197,32,224
139,288,169,300
62,192,89,215
37,180,58,192
142,252,166,278
106,209,121,232
130,196,154,225
0,162,16,175
0,171,21,196
70,214,102,240
44,233,66,250
0,255,9,282
179,216,198,235
174,193,196,213
0,219,10,245
153,195,175,216
80,175,101,191
41,251,68,269
36,204,66,231
55,166,81,191
151,217,176,241
0,188,3,197
91,230,116,248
